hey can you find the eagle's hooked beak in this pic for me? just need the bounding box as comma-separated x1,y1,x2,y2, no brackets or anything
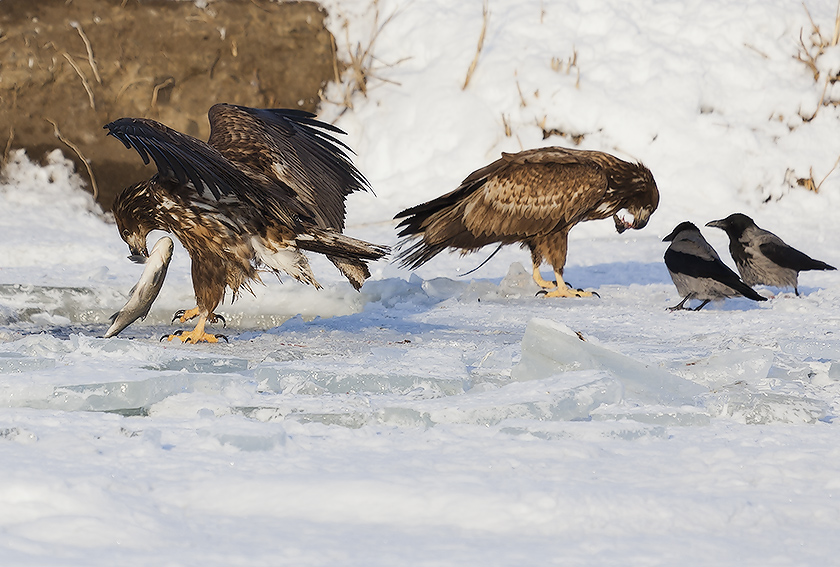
126,235,149,264
614,208,651,234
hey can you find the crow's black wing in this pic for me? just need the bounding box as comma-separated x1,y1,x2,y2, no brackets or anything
759,242,836,272
207,104,369,230
664,249,765,301
105,117,245,200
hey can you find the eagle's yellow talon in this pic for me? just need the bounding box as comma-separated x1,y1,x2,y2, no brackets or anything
163,330,225,343
173,307,201,324
539,287,595,298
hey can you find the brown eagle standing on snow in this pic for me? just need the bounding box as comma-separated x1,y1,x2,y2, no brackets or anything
107,103,388,343
394,147,660,297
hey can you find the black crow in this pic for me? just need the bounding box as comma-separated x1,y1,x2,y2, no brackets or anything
663,221,767,311
706,213,836,296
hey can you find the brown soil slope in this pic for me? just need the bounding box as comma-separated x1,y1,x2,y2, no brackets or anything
0,0,336,209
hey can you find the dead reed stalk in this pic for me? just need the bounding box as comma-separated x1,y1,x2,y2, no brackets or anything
62,52,96,110
462,0,489,90
46,119,99,200
327,0,405,112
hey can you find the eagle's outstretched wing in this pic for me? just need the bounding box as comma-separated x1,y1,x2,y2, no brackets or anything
206,103,369,230
104,117,246,201
105,116,313,227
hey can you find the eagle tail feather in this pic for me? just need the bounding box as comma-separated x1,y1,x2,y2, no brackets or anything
327,256,371,291
294,229,389,262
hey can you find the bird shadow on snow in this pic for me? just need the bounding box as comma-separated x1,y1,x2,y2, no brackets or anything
254,310,453,339
563,261,672,288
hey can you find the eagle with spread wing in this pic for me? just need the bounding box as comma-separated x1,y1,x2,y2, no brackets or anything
107,103,388,343
394,147,659,297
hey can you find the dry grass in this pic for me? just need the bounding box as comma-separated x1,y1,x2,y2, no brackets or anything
3,127,14,164
795,1,840,120
792,154,840,193
71,21,102,85
323,0,408,114
463,0,490,90
551,46,580,88
45,119,99,200
62,52,96,110
536,115,585,144
501,113,512,137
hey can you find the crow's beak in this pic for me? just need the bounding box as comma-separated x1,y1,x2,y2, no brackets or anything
662,228,679,242
705,219,725,229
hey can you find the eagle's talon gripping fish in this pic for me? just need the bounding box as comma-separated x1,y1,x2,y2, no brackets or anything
104,236,174,338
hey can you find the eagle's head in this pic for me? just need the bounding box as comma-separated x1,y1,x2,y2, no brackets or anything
612,165,659,234
112,181,160,263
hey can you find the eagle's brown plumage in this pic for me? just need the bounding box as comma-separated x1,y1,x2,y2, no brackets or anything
394,147,659,297
108,104,388,343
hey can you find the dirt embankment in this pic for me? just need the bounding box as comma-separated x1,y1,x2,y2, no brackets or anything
0,0,337,209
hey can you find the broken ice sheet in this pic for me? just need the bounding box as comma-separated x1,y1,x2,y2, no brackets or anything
254,345,468,397
147,356,249,374
672,347,774,389
700,381,828,424
499,420,670,442
0,351,55,373
50,374,228,412
374,371,623,427
512,318,706,405
196,417,286,452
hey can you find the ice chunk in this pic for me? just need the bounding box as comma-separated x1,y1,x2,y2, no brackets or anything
0,283,123,325
499,262,541,296
53,375,197,412
375,371,623,426
42,374,234,413
421,276,468,300
672,348,774,389
701,382,827,424
0,352,55,373
254,366,465,397
254,345,468,397
591,405,711,426
512,318,706,405
149,356,249,374
830,361,840,382
499,421,670,441
197,421,286,452
467,346,514,385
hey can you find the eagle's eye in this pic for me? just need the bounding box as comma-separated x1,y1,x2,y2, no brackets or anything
122,229,130,238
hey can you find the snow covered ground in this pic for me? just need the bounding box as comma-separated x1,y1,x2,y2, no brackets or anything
2,0,840,564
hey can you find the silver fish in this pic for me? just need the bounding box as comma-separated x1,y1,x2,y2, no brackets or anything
104,236,174,338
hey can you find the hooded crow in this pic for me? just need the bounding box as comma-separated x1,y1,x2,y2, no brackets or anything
706,213,836,296
663,221,767,311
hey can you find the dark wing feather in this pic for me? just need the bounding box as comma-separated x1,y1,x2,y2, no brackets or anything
105,118,245,200
759,242,836,272
664,249,765,301
206,103,369,230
